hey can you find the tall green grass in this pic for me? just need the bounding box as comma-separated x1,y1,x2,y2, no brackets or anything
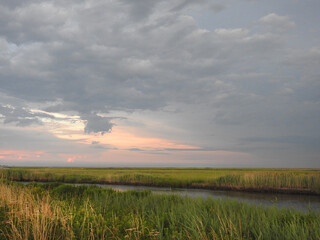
0,181,319,239
1,168,319,194
208,173,320,191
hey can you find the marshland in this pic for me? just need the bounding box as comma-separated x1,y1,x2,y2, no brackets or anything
0,168,319,239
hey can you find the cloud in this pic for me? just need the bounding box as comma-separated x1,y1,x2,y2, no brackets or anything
83,114,114,135
128,148,144,151
0,126,84,153
242,136,320,148
119,0,158,21
259,13,295,33
0,104,53,126
210,3,226,14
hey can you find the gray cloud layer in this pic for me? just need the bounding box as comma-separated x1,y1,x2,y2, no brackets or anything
0,0,319,166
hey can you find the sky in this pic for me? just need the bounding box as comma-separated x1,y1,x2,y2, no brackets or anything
0,0,319,167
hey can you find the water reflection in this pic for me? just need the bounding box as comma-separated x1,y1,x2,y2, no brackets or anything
92,183,320,213
23,182,320,213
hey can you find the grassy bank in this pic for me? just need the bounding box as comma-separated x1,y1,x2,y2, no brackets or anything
1,168,320,195
0,181,319,240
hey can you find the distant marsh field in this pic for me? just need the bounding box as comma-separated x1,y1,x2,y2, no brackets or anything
1,167,319,194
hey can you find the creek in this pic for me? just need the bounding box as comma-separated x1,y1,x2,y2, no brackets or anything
74,183,320,213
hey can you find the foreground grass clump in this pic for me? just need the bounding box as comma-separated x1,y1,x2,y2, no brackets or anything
1,167,320,194
0,181,72,240
0,181,319,240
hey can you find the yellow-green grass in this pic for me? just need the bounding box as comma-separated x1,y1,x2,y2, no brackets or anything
0,181,320,240
1,168,320,194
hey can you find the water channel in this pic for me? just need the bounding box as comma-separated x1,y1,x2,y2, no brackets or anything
56,182,320,213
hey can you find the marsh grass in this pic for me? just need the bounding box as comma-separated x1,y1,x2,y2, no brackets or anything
0,182,73,240
207,172,320,191
1,168,319,194
0,181,319,239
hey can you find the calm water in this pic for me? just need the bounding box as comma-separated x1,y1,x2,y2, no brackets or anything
23,182,320,213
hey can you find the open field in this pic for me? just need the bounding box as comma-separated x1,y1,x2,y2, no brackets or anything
0,181,319,240
1,168,320,195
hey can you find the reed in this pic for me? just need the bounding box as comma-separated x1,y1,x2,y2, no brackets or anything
0,182,73,240
207,172,320,191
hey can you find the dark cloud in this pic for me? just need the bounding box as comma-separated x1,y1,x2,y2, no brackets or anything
210,3,226,13
83,114,114,135
0,104,54,126
119,0,158,21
